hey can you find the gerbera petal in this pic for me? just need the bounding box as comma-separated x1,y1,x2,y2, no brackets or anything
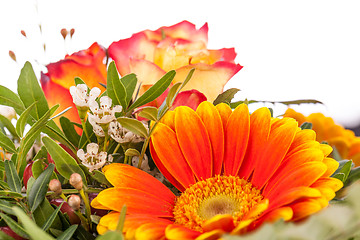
259,207,293,223
202,214,235,232
151,122,196,189
251,117,298,189
175,106,213,180
263,148,324,195
124,215,173,239
310,177,343,192
97,211,120,234
172,62,243,102
102,163,175,203
231,219,254,235
135,222,170,240
266,162,327,201
96,187,173,217
238,107,271,180
321,157,339,177
224,104,250,176
290,199,323,221
196,101,224,175
215,103,232,133
196,229,224,240
165,224,201,240
242,199,269,220
265,187,321,213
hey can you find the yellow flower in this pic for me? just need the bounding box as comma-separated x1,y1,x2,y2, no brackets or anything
284,108,360,166
92,103,342,239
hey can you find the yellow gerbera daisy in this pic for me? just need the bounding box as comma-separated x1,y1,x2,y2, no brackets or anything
92,102,342,239
284,108,360,166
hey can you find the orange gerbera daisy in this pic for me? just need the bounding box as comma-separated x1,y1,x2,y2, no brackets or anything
284,108,360,166
92,102,343,239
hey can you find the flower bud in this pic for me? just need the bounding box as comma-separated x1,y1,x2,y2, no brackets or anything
20,30,26,37
49,179,62,195
60,28,68,39
69,173,83,190
68,194,81,211
9,50,16,62
70,28,75,38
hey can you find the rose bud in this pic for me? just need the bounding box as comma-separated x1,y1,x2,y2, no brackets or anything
50,198,81,224
68,194,81,211
60,28,68,39
49,179,62,195
69,173,83,190
0,226,26,240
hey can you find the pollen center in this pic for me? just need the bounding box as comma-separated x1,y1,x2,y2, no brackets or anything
173,175,263,232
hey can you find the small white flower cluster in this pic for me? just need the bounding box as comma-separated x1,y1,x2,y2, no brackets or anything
77,143,112,172
69,84,101,109
108,121,147,144
88,96,122,127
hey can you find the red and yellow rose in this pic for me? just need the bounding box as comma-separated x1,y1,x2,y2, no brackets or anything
108,21,242,102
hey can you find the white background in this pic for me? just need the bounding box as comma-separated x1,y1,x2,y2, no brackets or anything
1,0,360,128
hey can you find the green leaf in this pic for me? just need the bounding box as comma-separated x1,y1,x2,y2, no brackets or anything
43,136,87,184
74,77,87,86
16,101,36,138
42,202,63,231
96,231,124,240
166,82,182,107
137,107,158,121
88,169,111,187
0,85,25,115
333,172,345,182
56,225,78,240
16,105,58,172
335,160,353,183
0,212,29,239
31,159,47,180
0,115,19,139
0,131,17,153
230,99,323,109
213,88,240,105
117,117,148,138
346,167,360,185
32,198,62,230
28,164,55,212
0,179,10,190
12,206,55,240
4,160,21,193
121,73,137,105
17,61,49,120
44,124,76,153
128,70,176,112
0,199,15,215
300,122,313,130
0,230,15,240
0,190,23,199
107,61,127,109
60,117,80,147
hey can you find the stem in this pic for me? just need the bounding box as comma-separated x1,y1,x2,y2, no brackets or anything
81,118,90,143
103,133,109,152
113,143,121,154
80,188,92,230
75,209,89,231
137,138,149,169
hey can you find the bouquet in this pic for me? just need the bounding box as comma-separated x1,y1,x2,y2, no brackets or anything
1,21,360,240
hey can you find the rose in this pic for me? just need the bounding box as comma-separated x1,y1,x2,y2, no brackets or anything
108,21,242,102
40,42,107,124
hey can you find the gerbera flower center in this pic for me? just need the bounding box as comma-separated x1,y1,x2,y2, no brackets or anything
173,175,263,232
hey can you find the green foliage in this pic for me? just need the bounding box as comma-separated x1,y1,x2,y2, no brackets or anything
42,136,87,184
213,88,240,105
107,61,127,110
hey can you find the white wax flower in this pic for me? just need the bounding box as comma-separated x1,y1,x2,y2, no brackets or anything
0,105,16,120
69,84,101,108
88,96,122,126
108,121,146,143
77,143,108,172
